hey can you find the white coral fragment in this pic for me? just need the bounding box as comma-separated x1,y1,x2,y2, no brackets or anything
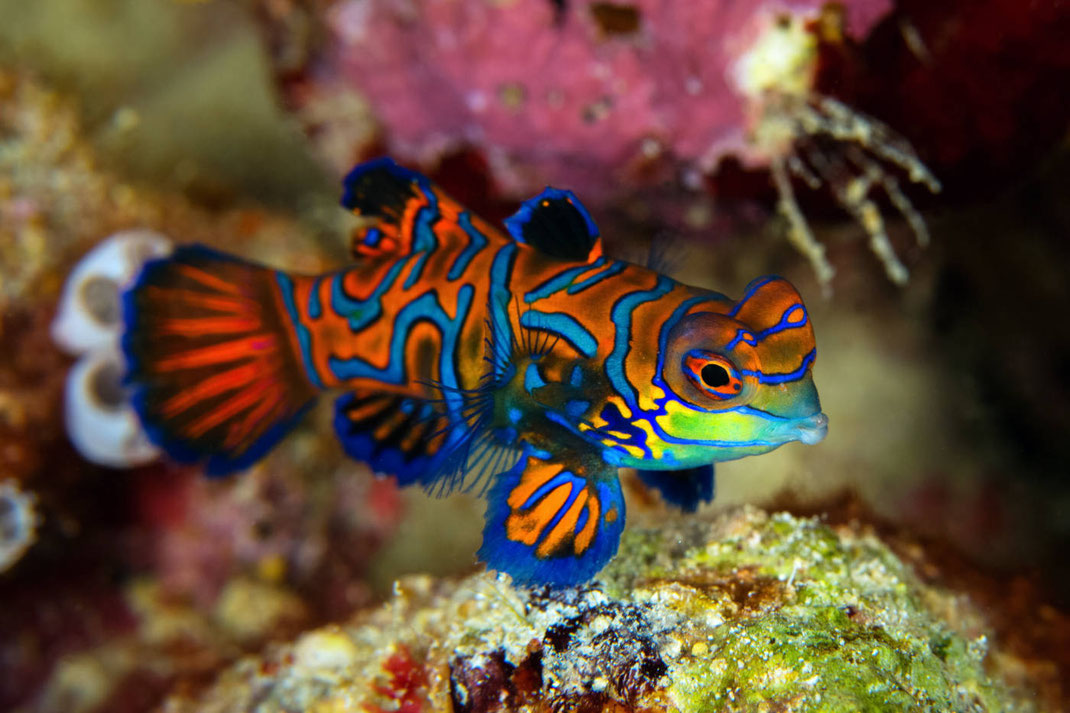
0,479,39,572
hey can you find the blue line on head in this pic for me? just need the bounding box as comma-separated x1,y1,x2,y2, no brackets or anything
605,276,675,412
728,276,778,317
753,304,807,342
724,328,757,352
651,292,728,408
742,348,816,384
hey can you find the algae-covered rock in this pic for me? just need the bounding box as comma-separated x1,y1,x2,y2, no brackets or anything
159,507,1037,713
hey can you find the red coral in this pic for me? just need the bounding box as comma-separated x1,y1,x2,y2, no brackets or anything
367,645,429,713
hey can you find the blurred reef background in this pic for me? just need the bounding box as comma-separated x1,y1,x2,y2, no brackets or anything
0,0,1069,711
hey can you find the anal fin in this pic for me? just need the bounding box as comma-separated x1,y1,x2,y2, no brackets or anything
333,391,450,486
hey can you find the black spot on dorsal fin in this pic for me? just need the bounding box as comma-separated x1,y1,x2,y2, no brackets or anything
341,157,426,222
340,157,437,260
504,188,602,262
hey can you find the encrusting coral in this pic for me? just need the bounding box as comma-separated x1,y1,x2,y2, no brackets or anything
159,507,1037,713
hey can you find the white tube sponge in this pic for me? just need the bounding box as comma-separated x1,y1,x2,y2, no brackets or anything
64,347,160,468
53,230,173,467
51,230,173,356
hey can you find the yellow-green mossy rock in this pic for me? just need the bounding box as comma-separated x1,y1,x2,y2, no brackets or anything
160,507,1036,713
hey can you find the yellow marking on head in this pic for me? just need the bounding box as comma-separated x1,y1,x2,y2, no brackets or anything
605,507,618,524
601,441,645,459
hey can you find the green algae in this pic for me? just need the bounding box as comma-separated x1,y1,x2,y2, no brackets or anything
610,509,1020,713
162,508,1037,713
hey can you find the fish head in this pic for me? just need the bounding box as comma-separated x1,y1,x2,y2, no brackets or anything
654,276,826,463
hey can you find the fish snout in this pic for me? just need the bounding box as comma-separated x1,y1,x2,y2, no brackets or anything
794,412,828,445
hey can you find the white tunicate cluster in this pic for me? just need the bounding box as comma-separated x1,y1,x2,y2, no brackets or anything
0,479,38,572
52,230,173,468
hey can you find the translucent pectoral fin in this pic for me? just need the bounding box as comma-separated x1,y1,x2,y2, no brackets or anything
479,447,624,585
637,464,715,513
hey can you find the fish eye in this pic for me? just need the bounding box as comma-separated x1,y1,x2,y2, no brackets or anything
684,351,743,400
701,363,730,388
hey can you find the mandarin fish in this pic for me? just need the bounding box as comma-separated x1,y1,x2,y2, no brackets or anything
122,158,827,585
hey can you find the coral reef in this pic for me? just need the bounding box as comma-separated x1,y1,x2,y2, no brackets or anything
0,66,401,713
159,507,1040,713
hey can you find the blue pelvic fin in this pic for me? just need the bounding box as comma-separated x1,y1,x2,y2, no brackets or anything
122,244,318,477
637,464,715,513
479,446,625,585
504,187,602,262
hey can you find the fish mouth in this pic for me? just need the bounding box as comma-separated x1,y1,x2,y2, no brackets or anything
792,412,829,445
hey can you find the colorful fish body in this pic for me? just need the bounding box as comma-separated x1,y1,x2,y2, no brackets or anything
123,158,827,585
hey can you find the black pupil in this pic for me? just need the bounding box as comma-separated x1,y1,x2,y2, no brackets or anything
700,363,730,388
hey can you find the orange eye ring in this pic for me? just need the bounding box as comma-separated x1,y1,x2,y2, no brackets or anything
683,351,743,400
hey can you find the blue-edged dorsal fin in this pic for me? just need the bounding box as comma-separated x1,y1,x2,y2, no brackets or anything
479,445,624,585
636,464,715,513
341,158,442,261
504,188,602,262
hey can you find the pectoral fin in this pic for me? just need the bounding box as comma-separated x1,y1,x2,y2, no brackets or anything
479,447,624,585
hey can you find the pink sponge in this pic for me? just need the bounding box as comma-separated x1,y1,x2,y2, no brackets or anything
322,0,892,197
